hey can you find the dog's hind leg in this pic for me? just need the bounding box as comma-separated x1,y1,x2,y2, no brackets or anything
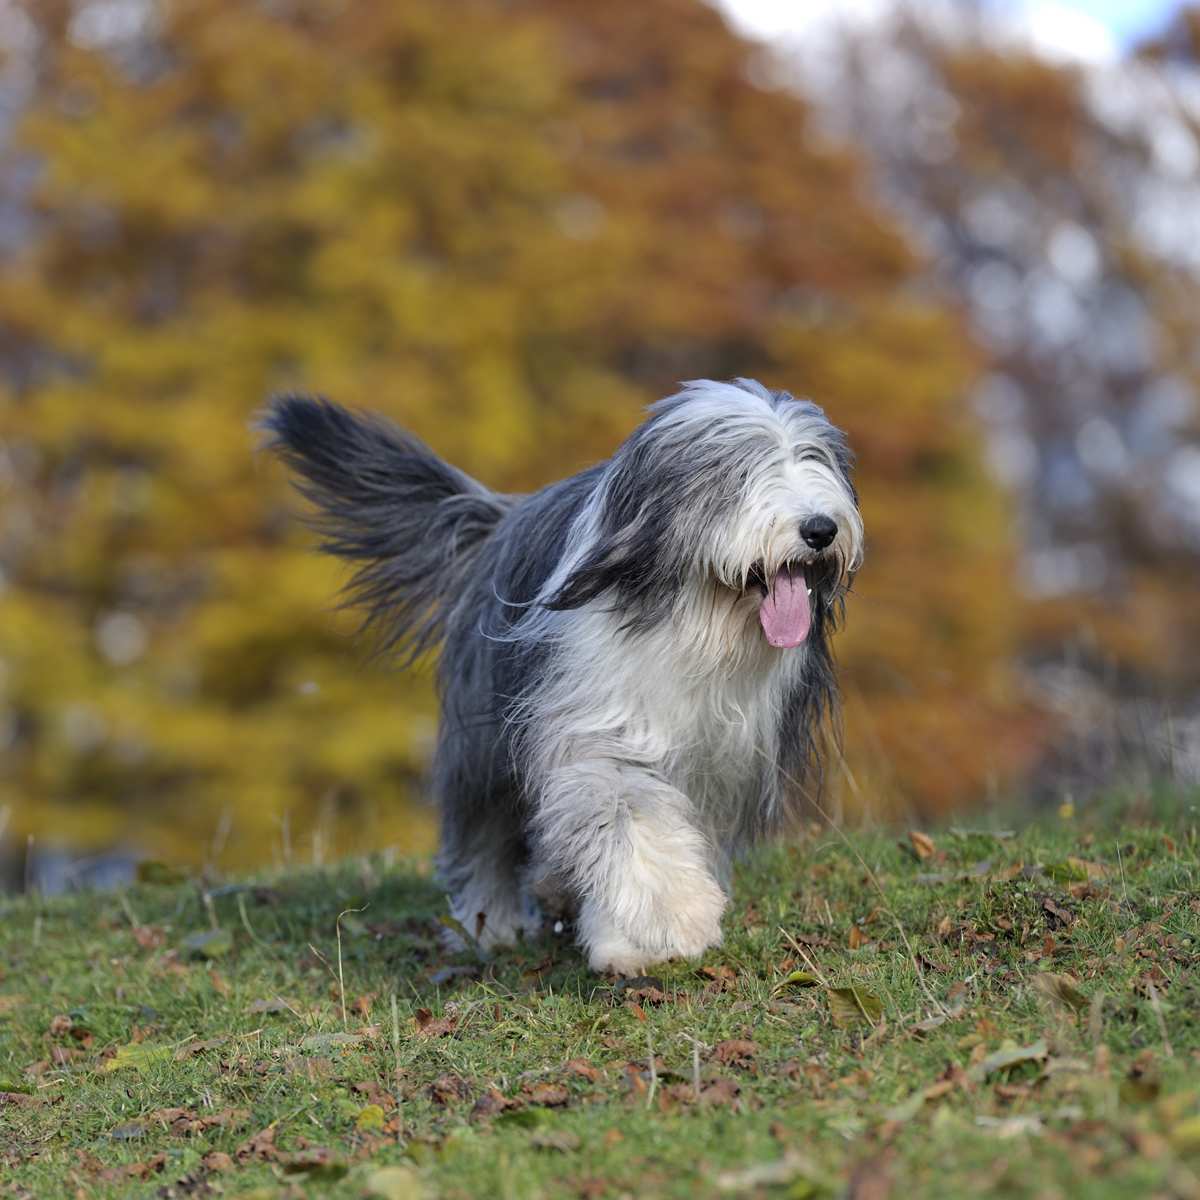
434,726,541,953
530,758,727,975
436,808,540,952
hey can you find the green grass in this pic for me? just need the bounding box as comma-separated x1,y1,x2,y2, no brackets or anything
2,794,1199,1200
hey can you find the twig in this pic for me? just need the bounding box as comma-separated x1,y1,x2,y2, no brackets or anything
1147,981,1174,1059
336,905,368,1030
118,890,142,930
677,1033,706,1101
236,893,268,947
391,993,404,1145
307,941,338,986
779,927,830,987
200,887,220,931
645,1025,658,1110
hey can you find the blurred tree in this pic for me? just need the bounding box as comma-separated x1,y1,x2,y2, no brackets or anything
0,0,1027,871
802,10,1200,717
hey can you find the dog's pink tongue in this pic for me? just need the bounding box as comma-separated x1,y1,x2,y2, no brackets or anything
759,566,811,648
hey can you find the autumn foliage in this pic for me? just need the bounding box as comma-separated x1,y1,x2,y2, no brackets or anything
0,0,1030,867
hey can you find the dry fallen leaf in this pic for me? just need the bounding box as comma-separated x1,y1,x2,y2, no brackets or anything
712,1039,757,1069
699,964,738,992
967,1039,1048,1083
563,1058,602,1083
471,1086,519,1121
413,1008,457,1037
236,1125,279,1162
101,1042,175,1074
429,1073,472,1105
1032,972,1089,1014
908,831,936,861
351,1080,396,1109
827,986,884,1029
522,1081,569,1107
699,1076,741,1107
772,970,821,994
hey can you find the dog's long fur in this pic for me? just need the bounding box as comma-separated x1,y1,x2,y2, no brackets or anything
265,379,862,973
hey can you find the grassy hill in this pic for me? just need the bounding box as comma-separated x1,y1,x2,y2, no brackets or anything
2,794,1198,1199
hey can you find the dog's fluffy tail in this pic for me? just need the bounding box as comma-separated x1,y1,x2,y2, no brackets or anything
262,395,511,662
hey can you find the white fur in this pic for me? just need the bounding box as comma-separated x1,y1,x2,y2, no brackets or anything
512,381,863,971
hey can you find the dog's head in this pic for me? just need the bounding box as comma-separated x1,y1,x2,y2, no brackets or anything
545,379,863,652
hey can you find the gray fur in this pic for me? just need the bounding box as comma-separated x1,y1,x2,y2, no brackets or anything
265,379,862,973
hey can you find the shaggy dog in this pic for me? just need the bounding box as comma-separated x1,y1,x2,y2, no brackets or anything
265,379,862,974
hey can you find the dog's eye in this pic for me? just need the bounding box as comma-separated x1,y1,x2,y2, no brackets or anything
793,449,825,465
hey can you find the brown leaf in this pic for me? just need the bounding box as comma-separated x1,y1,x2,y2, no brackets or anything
563,1058,602,1083
522,1081,569,1107
470,1086,519,1121
656,1081,699,1110
47,1014,72,1037
173,1036,229,1060
199,1106,250,1131
908,831,936,861
848,924,866,950
625,984,669,1006
848,1149,896,1200
146,1106,193,1135
352,1080,397,1109
712,1039,757,1069
413,1008,457,1037
699,1076,740,1107
827,986,884,1029
131,926,166,950
236,1125,278,1162
279,1146,346,1177
201,1151,235,1173
1041,897,1074,929
429,1073,472,1105
1032,972,1089,1014
127,1153,168,1181
699,964,738,992
792,931,833,948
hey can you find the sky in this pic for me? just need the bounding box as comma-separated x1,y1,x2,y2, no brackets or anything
718,0,1187,63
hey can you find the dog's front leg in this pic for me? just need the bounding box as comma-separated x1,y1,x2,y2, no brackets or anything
531,758,727,974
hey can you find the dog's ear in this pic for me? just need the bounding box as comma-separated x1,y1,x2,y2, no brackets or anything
834,437,858,508
543,513,672,612
542,457,688,617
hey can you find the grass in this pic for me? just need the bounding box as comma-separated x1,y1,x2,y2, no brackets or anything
2,793,1199,1199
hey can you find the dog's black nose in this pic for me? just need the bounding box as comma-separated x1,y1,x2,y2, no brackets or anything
800,515,837,551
